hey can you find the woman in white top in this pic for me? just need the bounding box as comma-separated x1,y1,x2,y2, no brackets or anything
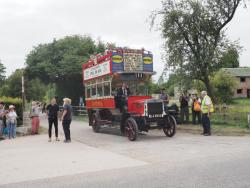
6,105,18,139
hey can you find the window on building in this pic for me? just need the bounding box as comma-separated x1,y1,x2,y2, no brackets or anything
237,89,243,94
240,77,246,82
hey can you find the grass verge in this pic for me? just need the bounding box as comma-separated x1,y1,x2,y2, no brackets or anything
38,126,48,134
177,124,250,136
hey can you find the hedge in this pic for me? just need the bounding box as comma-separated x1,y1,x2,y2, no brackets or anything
0,96,23,126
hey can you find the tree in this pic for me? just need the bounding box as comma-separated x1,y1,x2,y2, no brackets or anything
25,35,106,104
219,47,240,68
0,68,48,101
211,70,238,103
191,80,206,93
96,40,106,54
158,70,197,96
143,78,161,95
26,78,47,101
152,0,245,98
0,60,6,83
44,84,56,103
163,73,181,96
0,69,23,98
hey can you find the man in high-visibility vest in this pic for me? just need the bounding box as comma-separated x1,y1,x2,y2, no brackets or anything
201,91,214,136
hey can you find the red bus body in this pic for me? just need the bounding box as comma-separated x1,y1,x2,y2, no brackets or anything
82,48,176,141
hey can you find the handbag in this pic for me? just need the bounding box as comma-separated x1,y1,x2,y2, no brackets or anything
194,101,201,112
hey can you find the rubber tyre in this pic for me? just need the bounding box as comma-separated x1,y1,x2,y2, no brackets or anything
163,115,176,137
125,117,138,141
91,113,101,133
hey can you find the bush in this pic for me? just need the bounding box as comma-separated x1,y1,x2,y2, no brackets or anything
0,96,23,126
211,70,238,103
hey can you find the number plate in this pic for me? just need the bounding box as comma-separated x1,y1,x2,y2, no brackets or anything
148,114,163,118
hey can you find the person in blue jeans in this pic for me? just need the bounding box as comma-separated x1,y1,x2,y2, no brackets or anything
0,102,5,139
6,105,17,139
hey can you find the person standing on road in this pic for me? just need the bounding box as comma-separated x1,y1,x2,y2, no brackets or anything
79,96,83,107
30,101,41,135
0,102,5,140
201,91,214,136
61,98,72,143
179,92,189,124
6,105,17,139
46,98,60,142
192,96,201,125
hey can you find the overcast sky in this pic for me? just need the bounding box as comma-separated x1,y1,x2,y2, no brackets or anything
0,0,249,81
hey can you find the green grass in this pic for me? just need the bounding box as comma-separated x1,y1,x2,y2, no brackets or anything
177,123,250,136
211,98,250,130
211,112,249,128
38,126,48,134
230,98,250,105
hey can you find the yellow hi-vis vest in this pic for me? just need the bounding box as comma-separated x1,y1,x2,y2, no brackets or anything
201,95,214,113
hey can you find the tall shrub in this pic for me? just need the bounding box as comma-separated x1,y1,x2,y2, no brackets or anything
0,96,23,126
211,70,238,103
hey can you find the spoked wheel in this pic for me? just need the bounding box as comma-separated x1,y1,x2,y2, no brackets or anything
91,113,101,133
163,115,176,137
125,117,138,141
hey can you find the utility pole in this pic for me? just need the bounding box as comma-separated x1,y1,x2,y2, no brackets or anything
22,75,25,112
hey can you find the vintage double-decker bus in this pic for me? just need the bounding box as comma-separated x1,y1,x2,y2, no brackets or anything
82,48,176,141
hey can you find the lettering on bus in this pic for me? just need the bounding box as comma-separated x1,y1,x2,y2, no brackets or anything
123,51,143,72
91,100,104,107
84,61,110,80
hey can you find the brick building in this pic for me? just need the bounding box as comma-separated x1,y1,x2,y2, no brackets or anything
223,68,250,98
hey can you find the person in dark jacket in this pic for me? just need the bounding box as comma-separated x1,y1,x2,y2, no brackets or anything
179,92,189,124
46,98,60,142
61,98,73,143
117,83,131,112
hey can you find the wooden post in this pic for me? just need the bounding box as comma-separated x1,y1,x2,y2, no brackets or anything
22,76,25,112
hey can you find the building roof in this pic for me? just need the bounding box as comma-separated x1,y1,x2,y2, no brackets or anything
223,68,250,77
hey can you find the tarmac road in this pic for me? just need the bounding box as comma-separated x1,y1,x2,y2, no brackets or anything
1,117,250,188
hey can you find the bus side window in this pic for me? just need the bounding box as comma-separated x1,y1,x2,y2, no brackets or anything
86,86,91,98
92,85,97,97
97,83,103,97
104,82,111,96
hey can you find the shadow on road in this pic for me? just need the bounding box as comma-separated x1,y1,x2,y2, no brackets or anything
95,126,171,142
